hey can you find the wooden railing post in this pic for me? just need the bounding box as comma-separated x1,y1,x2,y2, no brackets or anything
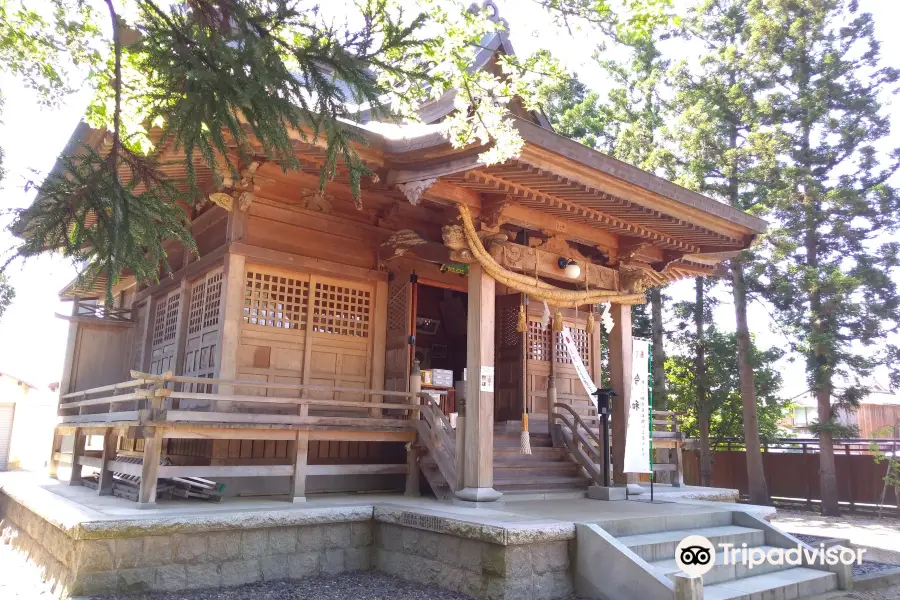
456,397,466,491
138,428,162,508
69,428,86,486
406,363,422,497
98,427,117,496
290,430,309,503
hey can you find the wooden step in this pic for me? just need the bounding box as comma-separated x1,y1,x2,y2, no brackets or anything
494,455,568,466
494,476,589,490
494,464,580,478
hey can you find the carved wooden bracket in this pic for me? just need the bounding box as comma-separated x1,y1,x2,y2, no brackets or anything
207,161,275,212
619,267,652,294
298,188,334,214
654,250,686,272
480,195,512,229
530,233,587,262
396,178,437,206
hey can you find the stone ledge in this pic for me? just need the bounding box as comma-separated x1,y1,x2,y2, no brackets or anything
373,505,575,546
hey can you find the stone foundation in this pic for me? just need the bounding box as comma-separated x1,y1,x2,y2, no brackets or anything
0,490,575,599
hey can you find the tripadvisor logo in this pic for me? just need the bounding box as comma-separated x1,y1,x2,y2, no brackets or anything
675,535,865,578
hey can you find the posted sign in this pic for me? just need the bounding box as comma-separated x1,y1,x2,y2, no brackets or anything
623,339,652,474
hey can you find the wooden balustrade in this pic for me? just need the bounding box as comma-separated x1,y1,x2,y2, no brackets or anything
56,371,423,427
73,299,133,322
550,403,686,487
414,391,458,495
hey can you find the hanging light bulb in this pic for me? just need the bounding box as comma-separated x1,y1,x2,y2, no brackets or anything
557,257,581,279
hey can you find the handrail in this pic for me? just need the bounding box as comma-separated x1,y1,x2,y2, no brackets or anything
131,370,419,399
415,391,457,491
553,403,604,449
74,299,133,322
554,411,605,486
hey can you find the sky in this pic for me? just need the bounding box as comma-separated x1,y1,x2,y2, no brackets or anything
0,0,897,394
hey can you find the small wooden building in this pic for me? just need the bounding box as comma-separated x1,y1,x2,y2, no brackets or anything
42,15,766,505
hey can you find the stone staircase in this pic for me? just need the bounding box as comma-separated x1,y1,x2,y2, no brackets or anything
590,510,840,600
417,420,590,499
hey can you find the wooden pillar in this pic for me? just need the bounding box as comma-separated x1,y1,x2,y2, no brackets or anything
547,326,561,446
406,367,422,497
290,431,309,503
48,432,62,479
216,252,246,410
68,428,86,485
138,428,162,507
608,303,634,486
370,280,389,417
456,264,501,502
98,428,117,496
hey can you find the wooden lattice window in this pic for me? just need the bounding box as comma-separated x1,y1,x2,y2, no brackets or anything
150,290,181,375
312,282,371,337
557,327,590,365
151,300,167,348
497,303,520,349
187,280,206,335
527,319,550,361
387,276,410,334
184,269,224,392
163,294,180,342
202,271,223,328
243,270,309,329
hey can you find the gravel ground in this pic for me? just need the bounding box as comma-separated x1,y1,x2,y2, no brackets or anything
791,533,898,576
848,583,900,600
88,574,478,600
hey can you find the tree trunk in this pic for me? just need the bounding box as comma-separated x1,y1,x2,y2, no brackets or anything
805,215,840,516
695,278,712,487
732,259,769,505
651,287,667,411
817,382,840,515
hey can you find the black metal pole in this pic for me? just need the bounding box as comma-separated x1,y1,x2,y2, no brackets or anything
602,413,610,487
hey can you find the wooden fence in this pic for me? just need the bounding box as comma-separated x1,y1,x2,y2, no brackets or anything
683,438,900,510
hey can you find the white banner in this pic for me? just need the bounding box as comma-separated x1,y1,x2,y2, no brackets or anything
624,339,652,474
561,327,598,401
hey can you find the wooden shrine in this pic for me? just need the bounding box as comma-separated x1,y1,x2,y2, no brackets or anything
39,10,766,506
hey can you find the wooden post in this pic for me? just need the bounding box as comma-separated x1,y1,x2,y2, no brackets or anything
170,276,193,400
48,432,62,479
547,324,560,446
290,431,309,503
216,252,246,410
846,443,854,513
456,264,501,502
138,428,163,507
406,366,422,497
803,444,812,510
456,409,466,492
672,415,684,487
69,427,86,486
98,428,117,496
370,280,389,418
608,303,633,486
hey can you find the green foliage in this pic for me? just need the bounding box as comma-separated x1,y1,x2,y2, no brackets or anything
0,273,13,319
666,328,789,443
15,143,195,288
2,0,590,297
0,0,103,106
746,0,900,409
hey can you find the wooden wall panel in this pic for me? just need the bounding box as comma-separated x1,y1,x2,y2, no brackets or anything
70,324,134,394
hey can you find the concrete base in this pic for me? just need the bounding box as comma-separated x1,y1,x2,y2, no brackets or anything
587,486,627,501
626,483,646,495
454,486,503,502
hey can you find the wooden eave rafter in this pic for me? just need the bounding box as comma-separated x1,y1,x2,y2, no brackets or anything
444,168,705,254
